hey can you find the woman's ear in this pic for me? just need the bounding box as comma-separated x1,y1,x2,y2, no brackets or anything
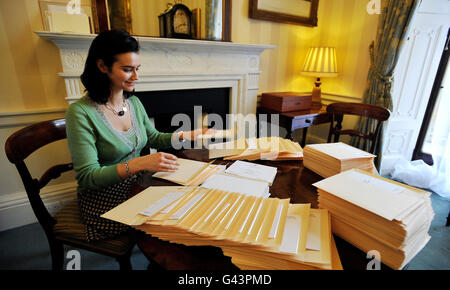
96,59,108,74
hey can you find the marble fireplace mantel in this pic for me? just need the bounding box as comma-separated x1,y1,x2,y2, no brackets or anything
35,31,275,115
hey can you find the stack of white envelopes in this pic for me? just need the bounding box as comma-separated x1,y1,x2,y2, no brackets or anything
201,160,278,198
154,159,278,198
314,169,434,269
101,186,343,270
303,142,376,178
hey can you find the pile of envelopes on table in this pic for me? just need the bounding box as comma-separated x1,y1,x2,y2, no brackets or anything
208,137,303,161
102,186,343,270
314,169,434,270
152,158,225,187
303,142,377,178
153,159,277,198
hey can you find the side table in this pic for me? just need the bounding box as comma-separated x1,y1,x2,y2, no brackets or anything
257,103,331,147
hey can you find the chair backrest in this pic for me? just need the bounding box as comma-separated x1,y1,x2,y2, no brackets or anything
5,119,73,233
326,102,390,154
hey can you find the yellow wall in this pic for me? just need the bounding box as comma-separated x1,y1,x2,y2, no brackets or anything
0,0,378,114
0,0,74,113
233,0,379,99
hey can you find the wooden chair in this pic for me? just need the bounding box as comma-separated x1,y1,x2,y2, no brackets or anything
5,119,136,270
327,102,390,154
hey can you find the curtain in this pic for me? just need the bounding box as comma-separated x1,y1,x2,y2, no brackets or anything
350,0,420,158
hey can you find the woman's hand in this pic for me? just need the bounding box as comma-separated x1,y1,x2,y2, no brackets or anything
182,128,216,141
143,152,180,172
125,152,180,178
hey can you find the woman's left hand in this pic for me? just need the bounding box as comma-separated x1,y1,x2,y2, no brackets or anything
182,128,216,141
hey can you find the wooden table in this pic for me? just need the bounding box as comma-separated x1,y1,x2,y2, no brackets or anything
257,104,331,147
135,149,396,270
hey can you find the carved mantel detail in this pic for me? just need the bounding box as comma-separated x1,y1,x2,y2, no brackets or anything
63,51,86,72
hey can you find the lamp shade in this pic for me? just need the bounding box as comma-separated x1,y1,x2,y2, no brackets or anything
301,47,338,78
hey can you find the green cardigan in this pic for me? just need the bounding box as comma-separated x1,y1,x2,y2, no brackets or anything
66,96,173,191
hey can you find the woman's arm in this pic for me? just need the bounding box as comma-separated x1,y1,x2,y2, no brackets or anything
66,103,122,190
132,96,214,149
116,152,180,179
119,97,214,180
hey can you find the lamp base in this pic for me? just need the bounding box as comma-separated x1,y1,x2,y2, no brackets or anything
312,78,322,105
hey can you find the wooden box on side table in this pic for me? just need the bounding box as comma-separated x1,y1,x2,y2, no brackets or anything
261,92,312,112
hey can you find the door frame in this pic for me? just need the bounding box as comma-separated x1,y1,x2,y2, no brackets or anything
412,28,450,165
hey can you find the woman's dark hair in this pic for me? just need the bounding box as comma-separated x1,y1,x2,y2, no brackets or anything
81,30,140,104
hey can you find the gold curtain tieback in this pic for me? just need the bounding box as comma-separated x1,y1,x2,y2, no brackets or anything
375,72,393,83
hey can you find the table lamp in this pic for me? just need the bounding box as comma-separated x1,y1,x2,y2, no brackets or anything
301,47,338,105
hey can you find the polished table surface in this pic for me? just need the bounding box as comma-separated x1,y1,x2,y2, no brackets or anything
135,149,394,270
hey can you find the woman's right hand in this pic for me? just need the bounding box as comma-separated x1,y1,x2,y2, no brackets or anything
128,152,180,176
142,152,180,173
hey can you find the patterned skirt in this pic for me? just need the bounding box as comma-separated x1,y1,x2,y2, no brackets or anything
78,175,139,242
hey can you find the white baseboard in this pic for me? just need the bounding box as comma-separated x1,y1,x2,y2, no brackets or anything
0,181,77,232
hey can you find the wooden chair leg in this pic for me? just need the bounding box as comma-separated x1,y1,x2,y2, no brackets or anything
49,239,64,271
147,262,166,270
117,254,132,270
146,256,166,270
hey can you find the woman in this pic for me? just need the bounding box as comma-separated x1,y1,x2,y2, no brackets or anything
66,30,206,241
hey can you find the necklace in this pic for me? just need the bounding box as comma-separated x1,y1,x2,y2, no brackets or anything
105,98,127,116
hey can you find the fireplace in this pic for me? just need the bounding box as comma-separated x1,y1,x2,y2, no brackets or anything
135,87,230,133
35,32,275,118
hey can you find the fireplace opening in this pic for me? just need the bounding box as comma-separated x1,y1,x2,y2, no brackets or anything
135,88,230,133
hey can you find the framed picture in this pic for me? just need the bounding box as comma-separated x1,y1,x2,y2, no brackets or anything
249,0,319,27
191,8,201,39
91,0,132,34
38,0,94,33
